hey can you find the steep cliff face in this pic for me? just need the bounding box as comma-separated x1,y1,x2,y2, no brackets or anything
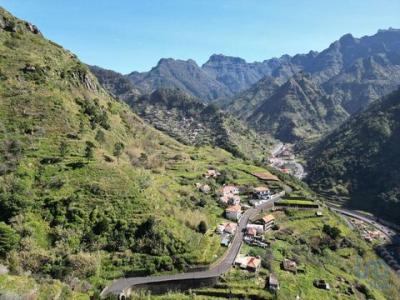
201,54,281,94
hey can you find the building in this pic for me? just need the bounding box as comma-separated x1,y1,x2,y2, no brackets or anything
225,205,242,221
235,256,261,272
204,169,220,178
221,185,240,195
313,279,330,290
246,227,257,237
224,222,237,235
249,199,268,207
282,259,297,273
196,183,211,194
262,214,275,231
246,224,265,235
247,257,262,272
252,172,280,182
268,273,279,292
253,186,271,200
220,234,231,247
216,222,237,235
219,194,240,206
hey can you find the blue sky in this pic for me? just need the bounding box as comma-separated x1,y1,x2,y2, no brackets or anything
1,0,400,73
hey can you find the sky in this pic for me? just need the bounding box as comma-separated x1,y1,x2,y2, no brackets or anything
1,0,400,73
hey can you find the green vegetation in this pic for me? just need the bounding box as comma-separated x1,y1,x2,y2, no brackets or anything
120,88,273,161
308,88,400,224
0,6,399,299
228,72,348,143
0,8,279,296
0,222,19,257
156,208,400,299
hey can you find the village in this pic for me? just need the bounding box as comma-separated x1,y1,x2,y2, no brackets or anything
268,143,306,179
196,168,332,295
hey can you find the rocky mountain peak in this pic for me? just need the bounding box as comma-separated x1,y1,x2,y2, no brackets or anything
339,33,356,45
204,54,247,65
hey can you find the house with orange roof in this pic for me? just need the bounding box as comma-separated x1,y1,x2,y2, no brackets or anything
262,214,275,231
247,256,262,272
216,222,238,235
225,205,242,221
235,255,261,272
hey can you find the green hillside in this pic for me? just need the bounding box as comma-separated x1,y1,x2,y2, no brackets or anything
307,88,400,224
246,73,348,142
91,67,273,161
0,7,275,296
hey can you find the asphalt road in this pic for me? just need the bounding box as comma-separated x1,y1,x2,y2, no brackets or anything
101,196,280,298
329,206,396,238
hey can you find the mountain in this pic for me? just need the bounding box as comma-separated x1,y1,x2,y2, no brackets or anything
0,7,277,295
226,76,283,119
323,51,400,114
126,58,232,101
307,88,400,224
201,54,282,94
127,88,272,160
90,65,141,100
239,73,348,142
92,66,273,160
222,29,400,142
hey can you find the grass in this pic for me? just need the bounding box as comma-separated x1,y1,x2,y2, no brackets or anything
152,208,400,299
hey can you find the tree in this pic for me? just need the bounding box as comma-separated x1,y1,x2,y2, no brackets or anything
323,224,341,239
95,129,105,143
0,222,19,257
84,141,95,160
59,140,68,157
113,142,124,161
197,221,208,234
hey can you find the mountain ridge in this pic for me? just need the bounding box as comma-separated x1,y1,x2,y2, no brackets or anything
307,88,400,224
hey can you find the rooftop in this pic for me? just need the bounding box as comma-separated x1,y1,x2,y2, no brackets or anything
226,205,242,213
263,214,275,223
252,172,279,181
254,186,269,192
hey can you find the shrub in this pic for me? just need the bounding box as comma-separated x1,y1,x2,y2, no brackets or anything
95,129,105,143
67,252,101,278
197,221,207,234
84,141,95,160
0,222,20,257
113,142,125,159
323,224,341,240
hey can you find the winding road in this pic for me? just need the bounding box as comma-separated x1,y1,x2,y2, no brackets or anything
328,206,396,238
100,195,281,298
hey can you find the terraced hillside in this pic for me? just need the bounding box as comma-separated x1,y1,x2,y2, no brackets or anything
0,7,276,296
91,66,274,161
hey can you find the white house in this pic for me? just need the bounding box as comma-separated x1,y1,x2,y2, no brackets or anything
253,186,271,200
225,205,242,221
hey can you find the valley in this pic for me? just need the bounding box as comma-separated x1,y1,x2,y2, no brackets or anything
0,3,400,300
